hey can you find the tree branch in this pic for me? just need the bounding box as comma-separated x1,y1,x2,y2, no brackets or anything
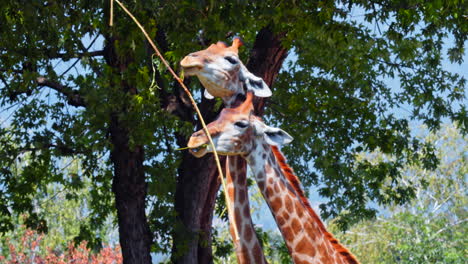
432,218,468,238
18,143,83,156
1,50,104,63
0,68,24,74
0,74,11,90
53,50,105,60
36,76,86,107
371,58,414,69
58,34,103,77
0,68,87,107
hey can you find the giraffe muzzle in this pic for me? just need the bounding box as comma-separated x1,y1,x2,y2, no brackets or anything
188,144,208,158
180,57,203,76
187,131,210,158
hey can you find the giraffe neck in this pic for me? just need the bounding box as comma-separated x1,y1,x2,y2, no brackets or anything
225,156,268,264
216,75,264,263
223,93,242,108
245,144,359,264
223,89,246,108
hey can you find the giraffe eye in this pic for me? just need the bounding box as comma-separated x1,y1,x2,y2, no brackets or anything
224,56,238,64
234,120,249,128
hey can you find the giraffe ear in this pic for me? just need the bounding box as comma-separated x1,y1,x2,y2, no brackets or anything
239,64,272,97
262,125,293,146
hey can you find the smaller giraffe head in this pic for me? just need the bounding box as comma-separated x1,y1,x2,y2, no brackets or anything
188,92,292,158
180,38,272,101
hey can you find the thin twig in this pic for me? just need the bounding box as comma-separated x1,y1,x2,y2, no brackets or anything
110,0,114,26
59,34,100,78
432,218,468,238
111,0,239,241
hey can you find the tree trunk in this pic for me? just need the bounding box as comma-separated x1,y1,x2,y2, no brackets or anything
173,152,224,263
246,27,288,116
110,113,152,264
105,34,152,264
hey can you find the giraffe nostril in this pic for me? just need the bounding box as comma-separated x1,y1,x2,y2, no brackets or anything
189,53,198,57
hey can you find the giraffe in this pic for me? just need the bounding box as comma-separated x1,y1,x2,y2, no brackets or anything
181,39,269,263
180,37,271,107
187,92,360,264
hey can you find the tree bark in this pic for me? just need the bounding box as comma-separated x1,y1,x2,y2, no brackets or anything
110,114,152,264
105,35,152,264
172,27,288,263
173,152,224,263
246,27,288,116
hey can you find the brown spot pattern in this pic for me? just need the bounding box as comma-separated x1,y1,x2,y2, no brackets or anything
253,244,263,264
291,217,302,235
295,237,312,256
243,205,250,218
257,180,265,190
282,226,294,242
238,189,246,204
276,215,286,226
271,197,283,212
285,195,294,212
244,224,253,242
234,208,243,234
266,186,274,197
274,181,280,192
282,211,290,221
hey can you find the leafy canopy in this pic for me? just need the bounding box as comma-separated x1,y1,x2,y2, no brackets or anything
0,1,466,255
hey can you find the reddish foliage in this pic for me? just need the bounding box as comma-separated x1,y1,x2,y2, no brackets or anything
0,229,122,264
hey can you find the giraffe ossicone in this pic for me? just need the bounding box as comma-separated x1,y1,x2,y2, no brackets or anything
188,92,360,264
180,38,271,106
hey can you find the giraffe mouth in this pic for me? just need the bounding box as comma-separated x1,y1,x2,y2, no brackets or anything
180,57,203,76
188,143,209,158
181,65,203,76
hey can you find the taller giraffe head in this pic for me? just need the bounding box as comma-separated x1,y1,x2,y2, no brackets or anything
188,92,292,157
180,38,272,105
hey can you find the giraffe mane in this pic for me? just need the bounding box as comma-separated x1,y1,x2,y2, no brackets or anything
270,146,360,264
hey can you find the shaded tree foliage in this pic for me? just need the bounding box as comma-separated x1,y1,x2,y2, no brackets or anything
0,1,466,263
